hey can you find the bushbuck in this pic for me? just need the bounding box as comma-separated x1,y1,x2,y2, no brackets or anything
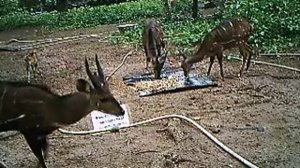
142,19,168,79
0,54,125,168
181,18,253,79
24,50,38,83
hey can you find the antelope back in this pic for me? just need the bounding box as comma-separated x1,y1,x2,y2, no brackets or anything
200,18,251,50
143,19,167,59
83,54,124,116
142,19,167,78
0,81,55,131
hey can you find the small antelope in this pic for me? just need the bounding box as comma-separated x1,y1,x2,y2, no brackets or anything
142,19,168,79
0,54,124,168
181,18,253,79
24,50,38,83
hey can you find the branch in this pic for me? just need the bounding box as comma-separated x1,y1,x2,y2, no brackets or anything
230,56,300,73
0,33,105,52
134,150,161,155
106,50,133,81
259,53,300,57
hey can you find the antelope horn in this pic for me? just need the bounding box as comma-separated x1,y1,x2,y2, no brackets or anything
95,54,105,82
85,56,97,87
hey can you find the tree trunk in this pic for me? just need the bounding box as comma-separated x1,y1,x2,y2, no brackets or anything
56,0,68,12
192,0,198,19
40,0,46,11
161,0,172,20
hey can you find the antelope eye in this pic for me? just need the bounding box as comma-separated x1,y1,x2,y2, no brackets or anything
100,98,110,102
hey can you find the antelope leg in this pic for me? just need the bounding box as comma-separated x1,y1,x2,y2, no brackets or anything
0,161,8,168
23,133,48,168
216,51,224,79
207,56,215,76
238,45,248,77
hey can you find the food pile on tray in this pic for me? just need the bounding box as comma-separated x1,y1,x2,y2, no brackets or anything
134,76,181,92
123,68,217,97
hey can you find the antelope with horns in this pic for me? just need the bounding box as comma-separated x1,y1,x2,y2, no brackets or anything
181,18,253,79
142,19,168,79
0,54,124,168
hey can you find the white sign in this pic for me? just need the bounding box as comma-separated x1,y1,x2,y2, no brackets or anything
91,104,130,131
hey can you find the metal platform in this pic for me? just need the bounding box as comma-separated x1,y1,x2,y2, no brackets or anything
123,67,217,97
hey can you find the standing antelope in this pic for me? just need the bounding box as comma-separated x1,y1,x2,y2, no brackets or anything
24,49,38,83
181,18,253,79
0,54,124,168
142,19,168,79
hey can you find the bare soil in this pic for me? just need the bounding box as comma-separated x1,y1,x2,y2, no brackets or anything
0,25,300,168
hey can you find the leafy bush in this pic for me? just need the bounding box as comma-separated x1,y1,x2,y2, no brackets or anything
0,0,299,52
116,0,300,53
112,19,216,55
222,0,300,52
0,0,19,16
0,0,163,30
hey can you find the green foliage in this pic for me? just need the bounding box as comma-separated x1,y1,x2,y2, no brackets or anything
0,0,299,52
0,0,19,16
222,0,300,52
0,0,163,30
111,19,216,56
116,0,300,53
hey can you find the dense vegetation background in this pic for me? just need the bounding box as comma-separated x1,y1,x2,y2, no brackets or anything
0,0,299,53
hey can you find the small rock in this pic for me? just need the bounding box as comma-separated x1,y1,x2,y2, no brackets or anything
210,127,221,134
256,127,265,132
245,123,251,127
226,164,233,168
190,96,197,100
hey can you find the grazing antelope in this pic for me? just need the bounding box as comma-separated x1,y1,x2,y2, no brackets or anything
142,19,168,79
0,54,124,168
24,50,38,83
181,18,253,79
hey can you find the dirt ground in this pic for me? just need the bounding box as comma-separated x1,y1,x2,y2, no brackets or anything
0,25,300,168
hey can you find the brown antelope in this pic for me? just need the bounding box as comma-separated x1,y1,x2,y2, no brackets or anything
0,54,124,168
24,50,38,83
181,18,253,79
142,19,168,79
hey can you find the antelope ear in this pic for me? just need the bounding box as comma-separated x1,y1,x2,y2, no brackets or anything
76,79,91,93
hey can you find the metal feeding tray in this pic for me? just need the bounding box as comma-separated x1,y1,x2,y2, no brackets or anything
123,67,217,97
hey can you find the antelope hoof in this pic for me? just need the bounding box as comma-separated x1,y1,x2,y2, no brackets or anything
238,72,243,78
144,67,150,73
181,65,189,78
0,161,8,168
183,71,189,78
